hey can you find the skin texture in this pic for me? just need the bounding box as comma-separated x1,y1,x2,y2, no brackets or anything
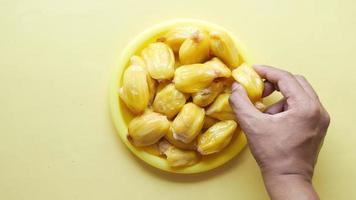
229,65,330,200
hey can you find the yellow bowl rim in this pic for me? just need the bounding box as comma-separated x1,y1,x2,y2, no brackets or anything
110,19,253,174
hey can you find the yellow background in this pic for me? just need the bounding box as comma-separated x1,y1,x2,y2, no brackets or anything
1,0,355,199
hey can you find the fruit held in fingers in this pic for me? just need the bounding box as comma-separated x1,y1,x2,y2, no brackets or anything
232,63,264,102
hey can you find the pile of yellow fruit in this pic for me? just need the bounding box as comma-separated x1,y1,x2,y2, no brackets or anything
119,26,264,168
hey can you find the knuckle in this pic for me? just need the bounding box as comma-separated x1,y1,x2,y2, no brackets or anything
279,71,294,82
281,71,293,78
297,102,321,119
322,110,331,127
307,103,322,118
295,74,306,80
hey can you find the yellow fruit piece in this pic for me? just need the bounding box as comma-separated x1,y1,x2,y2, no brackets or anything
202,116,219,131
206,93,236,121
179,30,210,64
165,126,196,150
205,57,231,78
141,42,175,80
128,110,170,147
192,81,224,107
153,83,187,119
210,30,240,68
172,103,205,143
119,59,150,114
130,56,157,103
139,143,161,156
232,63,264,102
173,63,230,93
197,120,237,155
255,101,267,112
158,26,201,53
159,140,199,167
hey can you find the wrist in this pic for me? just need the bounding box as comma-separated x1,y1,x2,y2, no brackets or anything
262,172,319,200
261,167,313,183
262,171,311,185
258,155,315,182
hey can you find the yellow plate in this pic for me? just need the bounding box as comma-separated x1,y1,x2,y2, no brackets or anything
110,19,252,174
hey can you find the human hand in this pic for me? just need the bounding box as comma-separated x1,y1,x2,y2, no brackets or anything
229,65,330,200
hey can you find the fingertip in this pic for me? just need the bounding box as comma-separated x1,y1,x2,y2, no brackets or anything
229,84,257,112
229,88,241,108
229,88,241,106
252,64,269,78
252,64,278,76
231,82,239,92
231,82,246,93
228,92,236,105
252,64,264,68
252,64,265,71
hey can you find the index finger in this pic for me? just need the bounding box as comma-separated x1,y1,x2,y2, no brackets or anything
253,65,307,100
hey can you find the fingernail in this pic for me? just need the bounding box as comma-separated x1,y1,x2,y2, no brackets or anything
231,82,240,92
252,64,263,69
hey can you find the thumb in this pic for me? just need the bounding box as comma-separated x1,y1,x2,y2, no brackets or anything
229,83,261,124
